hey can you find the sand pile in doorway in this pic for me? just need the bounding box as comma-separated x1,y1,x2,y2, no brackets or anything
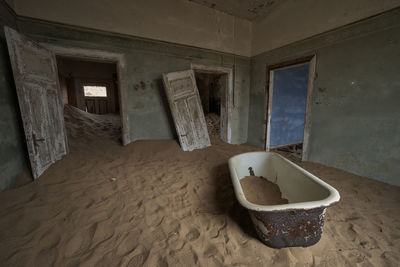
0,136,399,265
64,104,121,140
205,113,220,138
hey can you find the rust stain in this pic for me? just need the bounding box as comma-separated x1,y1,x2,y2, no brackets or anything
250,207,326,248
140,81,146,90
248,167,255,176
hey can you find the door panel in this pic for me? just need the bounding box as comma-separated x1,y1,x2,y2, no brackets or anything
5,26,68,178
163,70,210,151
84,97,109,114
25,83,53,169
85,99,96,113
46,88,68,160
187,95,209,145
97,99,108,114
175,99,195,149
170,76,195,97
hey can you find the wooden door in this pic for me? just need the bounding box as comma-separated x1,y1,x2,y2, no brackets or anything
85,97,109,114
163,70,211,151
5,27,68,178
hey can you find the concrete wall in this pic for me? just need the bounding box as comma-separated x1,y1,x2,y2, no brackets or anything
0,1,26,190
252,0,400,55
17,17,250,145
249,9,400,185
12,0,252,57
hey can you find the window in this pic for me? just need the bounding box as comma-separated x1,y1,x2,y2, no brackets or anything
83,86,107,97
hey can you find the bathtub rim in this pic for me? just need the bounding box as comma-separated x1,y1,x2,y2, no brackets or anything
229,151,340,212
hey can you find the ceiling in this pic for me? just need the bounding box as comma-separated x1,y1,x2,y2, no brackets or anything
188,0,284,21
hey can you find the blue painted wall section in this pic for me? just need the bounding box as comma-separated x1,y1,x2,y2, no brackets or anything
270,63,309,147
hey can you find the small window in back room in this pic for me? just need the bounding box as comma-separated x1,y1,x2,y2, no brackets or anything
83,86,107,97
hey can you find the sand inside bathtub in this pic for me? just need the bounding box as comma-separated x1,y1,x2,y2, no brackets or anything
240,176,288,205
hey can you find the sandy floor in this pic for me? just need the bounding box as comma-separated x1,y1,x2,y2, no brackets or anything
0,112,399,266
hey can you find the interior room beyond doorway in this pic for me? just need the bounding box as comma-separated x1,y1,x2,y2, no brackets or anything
56,57,122,142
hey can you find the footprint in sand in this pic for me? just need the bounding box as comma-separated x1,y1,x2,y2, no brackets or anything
169,247,198,266
185,228,200,241
347,223,358,241
204,244,218,258
125,245,149,266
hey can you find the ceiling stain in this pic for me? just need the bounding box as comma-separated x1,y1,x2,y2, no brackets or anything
188,0,285,21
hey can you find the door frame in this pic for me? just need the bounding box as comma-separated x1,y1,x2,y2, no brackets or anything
190,63,233,143
264,55,316,161
41,44,131,145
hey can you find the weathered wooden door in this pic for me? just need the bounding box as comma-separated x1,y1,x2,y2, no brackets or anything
163,70,211,151
5,27,68,178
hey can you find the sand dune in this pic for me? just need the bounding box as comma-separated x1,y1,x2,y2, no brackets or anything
0,111,399,266
64,104,121,140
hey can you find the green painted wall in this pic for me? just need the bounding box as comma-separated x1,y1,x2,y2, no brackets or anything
0,4,251,191
16,18,250,145
0,1,26,190
249,9,400,186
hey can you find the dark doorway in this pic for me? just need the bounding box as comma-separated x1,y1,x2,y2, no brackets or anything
195,72,224,139
56,57,122,142
56,56,119,115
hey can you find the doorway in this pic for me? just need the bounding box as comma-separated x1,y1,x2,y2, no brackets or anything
57,57,119,114
42,44,131,145
56,56,122,142
191,64,233,143
195,72,222,139
265,56,316,161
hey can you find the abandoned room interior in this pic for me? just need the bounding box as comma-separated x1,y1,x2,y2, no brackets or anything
0,0,399,266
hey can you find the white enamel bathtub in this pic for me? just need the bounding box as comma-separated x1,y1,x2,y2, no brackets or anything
229,152,340,248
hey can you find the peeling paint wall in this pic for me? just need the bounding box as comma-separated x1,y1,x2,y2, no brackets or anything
12,0,252,57
252,0,400,55
249,9,400,185
0,1,25,190
16,17,250,145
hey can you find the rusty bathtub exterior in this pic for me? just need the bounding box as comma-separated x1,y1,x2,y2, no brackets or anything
229,152,340,248
249,207,327,248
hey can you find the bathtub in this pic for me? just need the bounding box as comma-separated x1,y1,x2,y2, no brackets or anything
229,152,340,248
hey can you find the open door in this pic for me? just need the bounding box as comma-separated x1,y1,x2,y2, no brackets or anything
163,70,211,151
266,60,313,155
5,27,68,178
